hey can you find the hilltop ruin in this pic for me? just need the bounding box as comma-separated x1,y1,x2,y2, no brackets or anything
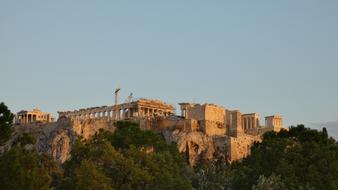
53,98,285,165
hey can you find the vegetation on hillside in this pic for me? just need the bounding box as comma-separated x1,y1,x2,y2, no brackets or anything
60,121,193,190
0,102,338,190
230,125,338,190
196,125,338,190
0,102,14,144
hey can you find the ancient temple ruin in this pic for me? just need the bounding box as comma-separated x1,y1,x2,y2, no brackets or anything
16,108,54,124
58,98,175,121
57,97,285,164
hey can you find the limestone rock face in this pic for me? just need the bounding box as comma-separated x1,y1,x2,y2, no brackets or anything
8,117,115,163
163,129,215,166
49,129,72,163
12,117,77,163
71,118,115,140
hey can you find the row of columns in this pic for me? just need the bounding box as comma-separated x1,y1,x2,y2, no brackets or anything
67,108,135,121
17,114,36,124
265,117,283,128
242,117,259,130
63,107,173,121
16,113,52,124
138,107,172,117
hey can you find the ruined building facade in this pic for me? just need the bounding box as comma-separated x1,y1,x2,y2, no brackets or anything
57,98,285,165
16,108,54,124
58,98,174,121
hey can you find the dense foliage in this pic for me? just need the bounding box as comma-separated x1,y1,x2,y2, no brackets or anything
230,125,338,189
0,102,14,144
1,102,338,190
195,125,338,190
60,121,193,190
0,134,62,190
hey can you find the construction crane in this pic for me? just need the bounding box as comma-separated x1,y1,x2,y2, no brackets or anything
114,88,121,120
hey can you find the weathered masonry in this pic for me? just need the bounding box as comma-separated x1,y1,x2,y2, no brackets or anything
16,108,54,124
242,113,260,130
56,96,285,164
265,115,283,130
58,98,175,121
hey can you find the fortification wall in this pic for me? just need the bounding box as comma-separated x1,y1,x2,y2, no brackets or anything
226,135,261,162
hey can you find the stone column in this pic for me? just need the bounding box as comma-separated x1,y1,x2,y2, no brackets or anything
137,107,141,117
121,109,124,119
127,109,131,118
143,108,146,117
248,118,250,129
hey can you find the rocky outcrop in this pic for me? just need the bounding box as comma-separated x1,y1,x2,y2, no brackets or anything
163,128,217,166
3,115,261,165
6,117,115,163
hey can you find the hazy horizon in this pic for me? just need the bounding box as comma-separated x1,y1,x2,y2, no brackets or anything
1,1,337,139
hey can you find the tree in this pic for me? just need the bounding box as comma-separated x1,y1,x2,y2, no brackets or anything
0,133,62,190
62,121,193,190
231,125,338,190
0,102,14,144
73,159,113,190
0,146,51,190
194,161,231,190
252,174,285,190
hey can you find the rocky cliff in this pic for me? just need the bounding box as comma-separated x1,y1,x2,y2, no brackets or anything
4,117,115,163
3,117,258,165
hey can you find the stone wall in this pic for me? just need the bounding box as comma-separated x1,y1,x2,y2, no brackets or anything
226,135,261,162
200,120,226,136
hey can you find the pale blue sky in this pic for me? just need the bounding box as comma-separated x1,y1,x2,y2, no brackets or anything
1,1,338,138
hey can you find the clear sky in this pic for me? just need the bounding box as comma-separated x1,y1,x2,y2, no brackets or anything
1,1,338,139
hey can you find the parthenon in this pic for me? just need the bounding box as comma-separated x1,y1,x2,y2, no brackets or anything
58,98,175,121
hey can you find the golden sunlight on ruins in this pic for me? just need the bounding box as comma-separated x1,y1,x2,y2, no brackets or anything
14,90,285,164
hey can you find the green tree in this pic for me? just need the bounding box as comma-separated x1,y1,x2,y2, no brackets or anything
0,133,62,190
0,146,51,190
0,102,14,144
62,121,192,190
73,159,113,190
252,173,285,190
194,161,231,190
15,132,37,146
231,125,338,190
